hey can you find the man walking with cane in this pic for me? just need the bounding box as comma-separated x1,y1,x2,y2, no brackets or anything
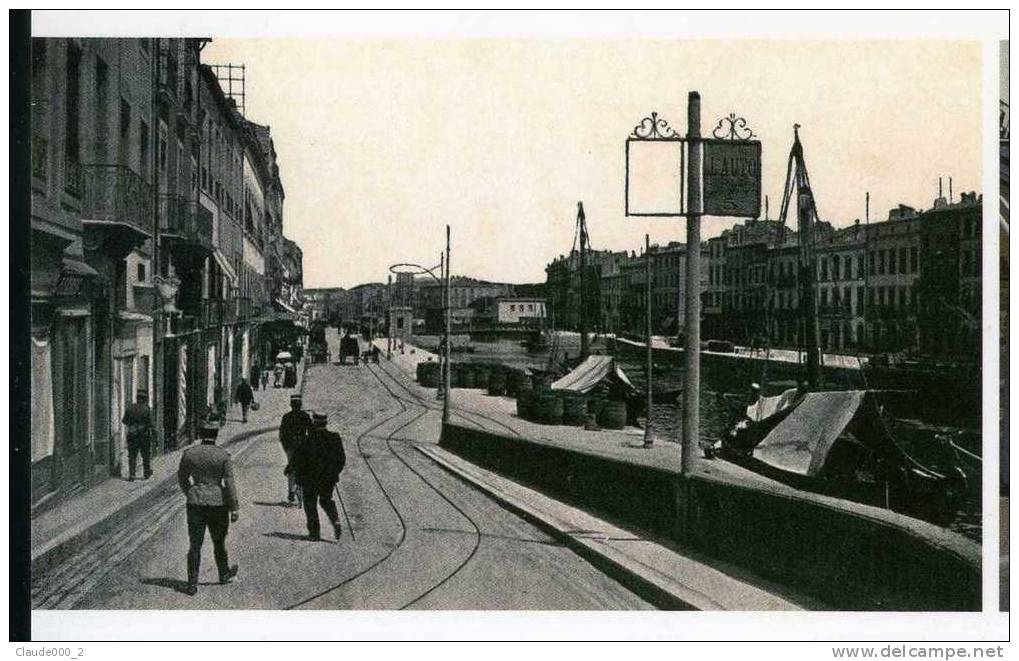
177,420,240,596
280,394,311,506
292,412,346,541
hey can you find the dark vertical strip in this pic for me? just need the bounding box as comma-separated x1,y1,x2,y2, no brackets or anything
10,8,34,642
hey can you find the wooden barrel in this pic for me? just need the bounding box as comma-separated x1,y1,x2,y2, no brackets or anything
597,399,627,430
561,391,589,426
505,368,525,396
487,365,507,396
461,365,476,388
587,396,608,418
473,363,491,389
416,361,440,388
533,391,564,425
516,390,534,420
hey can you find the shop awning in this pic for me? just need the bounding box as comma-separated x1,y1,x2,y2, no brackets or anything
61,257,99,277
212,249,237,284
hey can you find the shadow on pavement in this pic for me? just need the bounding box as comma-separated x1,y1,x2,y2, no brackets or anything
263,531,331,543
252,500,300,508
139,577,221,593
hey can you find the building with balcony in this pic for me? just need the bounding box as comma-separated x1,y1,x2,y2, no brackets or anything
30,37,164,505
29,37,303,510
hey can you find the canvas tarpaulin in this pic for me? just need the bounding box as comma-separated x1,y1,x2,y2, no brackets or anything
551,355,637,394
753,390,868,477
746,387,801,422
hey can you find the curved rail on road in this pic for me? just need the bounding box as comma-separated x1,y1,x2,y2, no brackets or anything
373,356,524,439
363,363,483,609
285,387,427,610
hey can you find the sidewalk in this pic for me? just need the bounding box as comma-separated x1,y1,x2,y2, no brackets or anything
417,443,811,610
31,363,306,568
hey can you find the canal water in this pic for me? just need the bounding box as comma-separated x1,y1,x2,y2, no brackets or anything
414,333,982,543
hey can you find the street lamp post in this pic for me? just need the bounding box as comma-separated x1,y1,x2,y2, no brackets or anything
444,225,452,424
644,234,653,448
387,274,393,360
682,91,702,476
388,241,451,419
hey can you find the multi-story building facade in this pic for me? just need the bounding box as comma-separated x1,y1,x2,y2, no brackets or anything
29,37,301,508
303,287,345,323
545,193,981,362
816,221,867,351
917,193,982,358
546,249,629,333
416,276,514,332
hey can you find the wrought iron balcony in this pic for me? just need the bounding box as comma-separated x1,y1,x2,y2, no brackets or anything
80,164,154,235
63,156,83,198
170,313,198,335
160,195,213,250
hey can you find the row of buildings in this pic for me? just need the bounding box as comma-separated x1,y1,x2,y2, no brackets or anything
30,38,305,508
305,275,545,336
545,191,982,360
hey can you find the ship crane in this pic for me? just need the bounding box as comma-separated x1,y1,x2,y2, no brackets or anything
776,124,823,389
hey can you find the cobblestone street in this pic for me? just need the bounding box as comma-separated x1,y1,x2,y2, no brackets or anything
31,361,652,610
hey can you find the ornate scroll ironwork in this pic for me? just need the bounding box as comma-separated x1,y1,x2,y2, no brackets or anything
630,112,682,140
712,113,756,141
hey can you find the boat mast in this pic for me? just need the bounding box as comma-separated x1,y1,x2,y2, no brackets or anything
778,124,822,389
577,201,591,361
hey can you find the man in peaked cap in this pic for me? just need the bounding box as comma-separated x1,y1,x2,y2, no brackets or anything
122,390,154,480
279,393,311,506
177,419,239,596
292,412,346,541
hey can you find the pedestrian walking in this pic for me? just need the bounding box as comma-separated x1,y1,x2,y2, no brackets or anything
292,412,346,541
235,378,254,423
122,390,154,481
280,394,311,506
260,369,269,391
177,420,239,596
273,362,284,388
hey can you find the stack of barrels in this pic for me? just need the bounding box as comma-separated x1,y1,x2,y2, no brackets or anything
486,364,508,396
560,391,589,426
597,399,627,430
416,361,441,388
531,390,563,425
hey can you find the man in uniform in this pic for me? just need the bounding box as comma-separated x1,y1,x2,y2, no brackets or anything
122,390,154,481
235,378,254,423
279,393,311,505
177,420,240,596
292,412,346,541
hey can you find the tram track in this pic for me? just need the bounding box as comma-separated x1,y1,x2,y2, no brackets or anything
285,388,426,610
372,355,523,439
363,363,483,609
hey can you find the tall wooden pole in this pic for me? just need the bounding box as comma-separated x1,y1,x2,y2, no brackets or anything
436,252,444,401
151,38,164,451
578,202,590,361
387,274,392,360
681,91,702,476
443,225,452,424
644,234,653,448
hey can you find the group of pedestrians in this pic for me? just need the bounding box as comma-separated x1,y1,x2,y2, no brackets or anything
279,394,347,541
172,392,346,597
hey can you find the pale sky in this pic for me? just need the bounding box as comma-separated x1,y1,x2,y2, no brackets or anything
203,39,982,289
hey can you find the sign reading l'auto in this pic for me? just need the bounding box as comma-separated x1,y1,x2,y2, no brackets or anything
702,139,762,218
